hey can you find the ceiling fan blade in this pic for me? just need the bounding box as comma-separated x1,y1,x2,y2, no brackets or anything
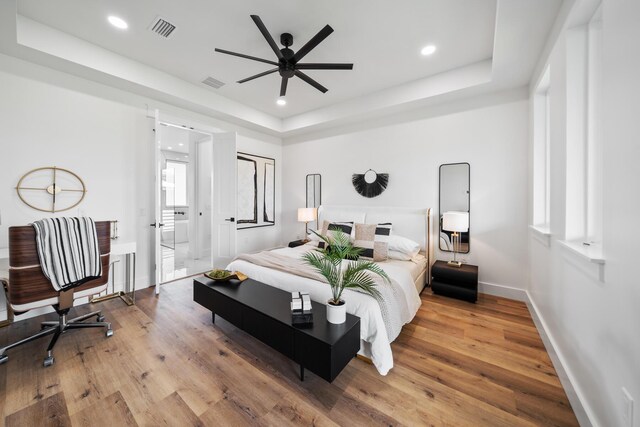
296,63,353,70
294,70,328,93
237,68,279,84
280,77,288,97
292,25,334,63
215,48,278,66
250,15,284,60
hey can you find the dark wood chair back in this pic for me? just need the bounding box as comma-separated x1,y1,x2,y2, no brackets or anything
8,221,111,307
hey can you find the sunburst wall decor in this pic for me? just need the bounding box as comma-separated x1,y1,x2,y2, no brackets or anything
352,169,389,198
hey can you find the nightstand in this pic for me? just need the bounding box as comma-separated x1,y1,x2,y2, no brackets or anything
431,260,478,302
288,239,308,248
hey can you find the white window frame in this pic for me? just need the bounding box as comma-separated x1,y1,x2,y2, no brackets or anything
585,8,603,245
560,4,605,267
565,6,603,248
532,66,551,232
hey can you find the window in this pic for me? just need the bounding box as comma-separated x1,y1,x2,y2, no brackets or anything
565,6,603,247
533,66,551,230
166,160,187,207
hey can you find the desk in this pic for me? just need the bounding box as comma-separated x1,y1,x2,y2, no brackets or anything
91,240,137,306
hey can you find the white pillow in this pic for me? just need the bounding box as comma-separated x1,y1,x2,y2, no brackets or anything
387,250,412,261
388,234,420,257
307,228,322,241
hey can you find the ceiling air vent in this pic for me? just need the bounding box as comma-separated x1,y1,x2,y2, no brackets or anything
202,76,225,89
149,16,176,38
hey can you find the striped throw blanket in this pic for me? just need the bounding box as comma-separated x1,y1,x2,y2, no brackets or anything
32,217,102,291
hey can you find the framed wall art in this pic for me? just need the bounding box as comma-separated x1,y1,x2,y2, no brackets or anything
237,152,275,229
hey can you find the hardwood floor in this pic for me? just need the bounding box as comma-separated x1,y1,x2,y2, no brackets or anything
0,279,578,426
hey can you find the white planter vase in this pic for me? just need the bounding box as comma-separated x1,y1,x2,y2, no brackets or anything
326,300,346,324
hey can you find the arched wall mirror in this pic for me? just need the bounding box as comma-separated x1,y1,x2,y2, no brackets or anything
306,174,321,229
439,163,470,253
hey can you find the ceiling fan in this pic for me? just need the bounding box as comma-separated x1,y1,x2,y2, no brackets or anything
215,15,353,97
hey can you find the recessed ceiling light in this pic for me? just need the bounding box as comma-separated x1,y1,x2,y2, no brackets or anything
276,97,287,106
167,146,173,150
421,45,437,56
108,16,128,30
179,143,184,146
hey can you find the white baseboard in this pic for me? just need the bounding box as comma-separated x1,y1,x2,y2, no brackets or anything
134,276,152,291
525,292,597,427
478,280,528,301
479,281,597,426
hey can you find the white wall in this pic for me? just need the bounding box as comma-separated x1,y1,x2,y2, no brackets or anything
527,1,640,426
236,134,284,253
0,53,282,306
282,91,529,293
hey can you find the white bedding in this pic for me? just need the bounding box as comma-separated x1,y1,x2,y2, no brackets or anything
385,254,427,282
226,244,422,375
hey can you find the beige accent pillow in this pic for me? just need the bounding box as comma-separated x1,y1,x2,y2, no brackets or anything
354,223,388,262
321,221,354,238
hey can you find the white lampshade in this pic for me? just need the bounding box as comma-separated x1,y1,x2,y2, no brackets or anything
442,211,469,232
297,207,317,223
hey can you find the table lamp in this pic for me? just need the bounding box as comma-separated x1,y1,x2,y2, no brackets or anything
297,207,317,241
442,211,469,267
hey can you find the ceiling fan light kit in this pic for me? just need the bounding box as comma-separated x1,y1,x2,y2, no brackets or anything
215,15,353,99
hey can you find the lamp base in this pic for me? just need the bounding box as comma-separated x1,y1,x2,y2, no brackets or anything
447,260,463,268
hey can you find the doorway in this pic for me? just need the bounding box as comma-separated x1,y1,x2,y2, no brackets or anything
158,125,212,283
152,114,238,293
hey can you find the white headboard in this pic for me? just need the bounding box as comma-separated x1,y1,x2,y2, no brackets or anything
317,205,434,283
317,205,428,248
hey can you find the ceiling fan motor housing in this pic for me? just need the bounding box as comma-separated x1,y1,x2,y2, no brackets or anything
279,38,296,78
280,32,293,47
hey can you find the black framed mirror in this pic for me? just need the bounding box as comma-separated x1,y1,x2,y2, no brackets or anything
306,174,321,229
439,163,470,253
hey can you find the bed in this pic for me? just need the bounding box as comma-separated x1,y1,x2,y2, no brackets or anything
227,205,434,375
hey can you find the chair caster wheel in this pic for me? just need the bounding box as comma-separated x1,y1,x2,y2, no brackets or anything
43,356,54,367
97,315,105,322
0,354,8,365
106,329,114,338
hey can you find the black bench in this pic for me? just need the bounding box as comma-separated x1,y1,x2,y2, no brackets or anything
193,277,360,382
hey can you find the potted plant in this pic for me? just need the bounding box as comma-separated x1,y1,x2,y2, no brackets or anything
302,229,390,324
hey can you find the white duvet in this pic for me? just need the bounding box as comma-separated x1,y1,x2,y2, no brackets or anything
226,244,422,375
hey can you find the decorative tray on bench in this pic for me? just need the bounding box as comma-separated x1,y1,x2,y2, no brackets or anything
205,269,248,282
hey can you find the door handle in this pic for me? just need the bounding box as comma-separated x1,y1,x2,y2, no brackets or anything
149,223,165,228
224,217,235,222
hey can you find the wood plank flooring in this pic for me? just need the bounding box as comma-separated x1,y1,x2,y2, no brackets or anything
0,279,578,426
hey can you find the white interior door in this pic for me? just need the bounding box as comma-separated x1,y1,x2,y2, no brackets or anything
211,132,237,267
196,137,213,259
153,110,162,294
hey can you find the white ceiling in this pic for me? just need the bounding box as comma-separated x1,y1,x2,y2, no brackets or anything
1,0,564,138
18,0,497,118
159,124,212,154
